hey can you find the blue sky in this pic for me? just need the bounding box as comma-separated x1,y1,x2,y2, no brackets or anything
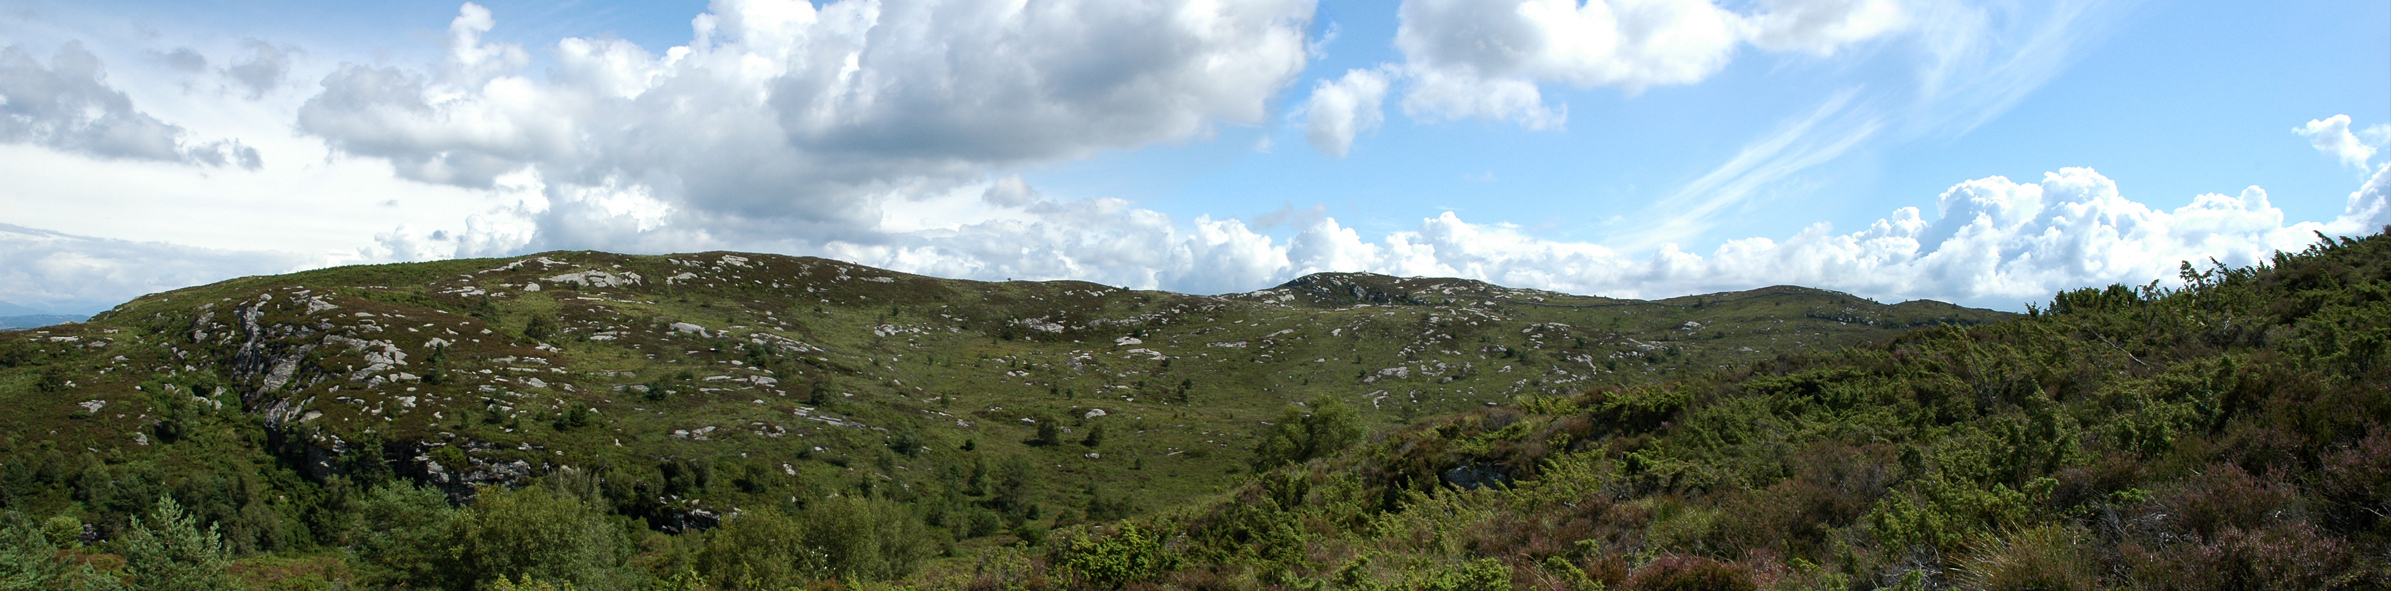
1,0,2386,315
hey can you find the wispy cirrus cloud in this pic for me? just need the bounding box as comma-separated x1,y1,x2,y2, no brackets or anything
1908,0,2137,138
1618,90,1885,250
1600,0,2136,250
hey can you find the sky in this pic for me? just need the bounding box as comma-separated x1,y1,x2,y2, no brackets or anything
1,0,2386,315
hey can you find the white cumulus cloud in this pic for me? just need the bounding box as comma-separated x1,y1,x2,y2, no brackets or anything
801,166,2386,311
9,162,2385,315
1301,67,1393,157
293,0,1315,255
2298,114,2379,170
1386,0,1909,128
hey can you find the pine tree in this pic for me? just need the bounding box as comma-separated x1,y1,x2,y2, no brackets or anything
121,496,234,591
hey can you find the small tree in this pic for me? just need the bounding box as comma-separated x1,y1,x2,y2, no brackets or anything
121,496,235,591
1032,417,1064,447
799,496,930,582
344,482,456,589
0,512,123,591
423,344,451,385
697,508,814,590
524,313,561,341
1250,395,1365,472
1082,423,1107,448
1084,483,1133,522
992,455,1036,516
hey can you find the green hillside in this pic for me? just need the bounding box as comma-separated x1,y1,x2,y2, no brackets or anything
1021,231,2391,590
0,248,2012,589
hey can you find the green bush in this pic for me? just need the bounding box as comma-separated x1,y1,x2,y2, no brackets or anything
1056,523,1168,589
487,574,581,591
1,511,125,591
696,507,811,590
1250,395,1364,471
344,482,457,588
524,313,561,341
34,364,72,393
697,496,928,587
1032,417,1064,447
804,496,929,581
433,485,632,591
1409,558,1514,591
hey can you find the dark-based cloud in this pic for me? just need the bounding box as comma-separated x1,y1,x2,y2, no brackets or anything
0,41,261,168
225,39,293,99
295,0,1316,251
154,47,207,72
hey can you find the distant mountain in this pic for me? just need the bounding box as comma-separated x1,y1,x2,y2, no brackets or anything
0,314,85,330
0,300,45,316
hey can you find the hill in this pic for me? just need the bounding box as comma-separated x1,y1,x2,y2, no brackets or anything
1012,231,2391,590
0,250,2003,588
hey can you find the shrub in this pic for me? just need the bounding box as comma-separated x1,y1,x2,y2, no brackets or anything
992,455,1036,516
34,364,72,393
524,313,561,341
433,485,631,591
1409,558,1514,591
0,341,37,368
423,343,451,385
1953,526,2096,591
488,574,581,591
2162,463,2294,539
1626,555,1755,591
887,428,924,457
2317,426,2391,535
1032,417,1064,447
1056,523,1169,589
696,507,812,590
2122,521,2356,590
0,511,122,591
799,496,930,581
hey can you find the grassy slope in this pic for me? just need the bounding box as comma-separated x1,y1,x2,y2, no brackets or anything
1034,232,2391,590
0,251,2001,585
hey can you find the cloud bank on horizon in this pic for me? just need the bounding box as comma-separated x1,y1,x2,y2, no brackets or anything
0,0,2385,315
